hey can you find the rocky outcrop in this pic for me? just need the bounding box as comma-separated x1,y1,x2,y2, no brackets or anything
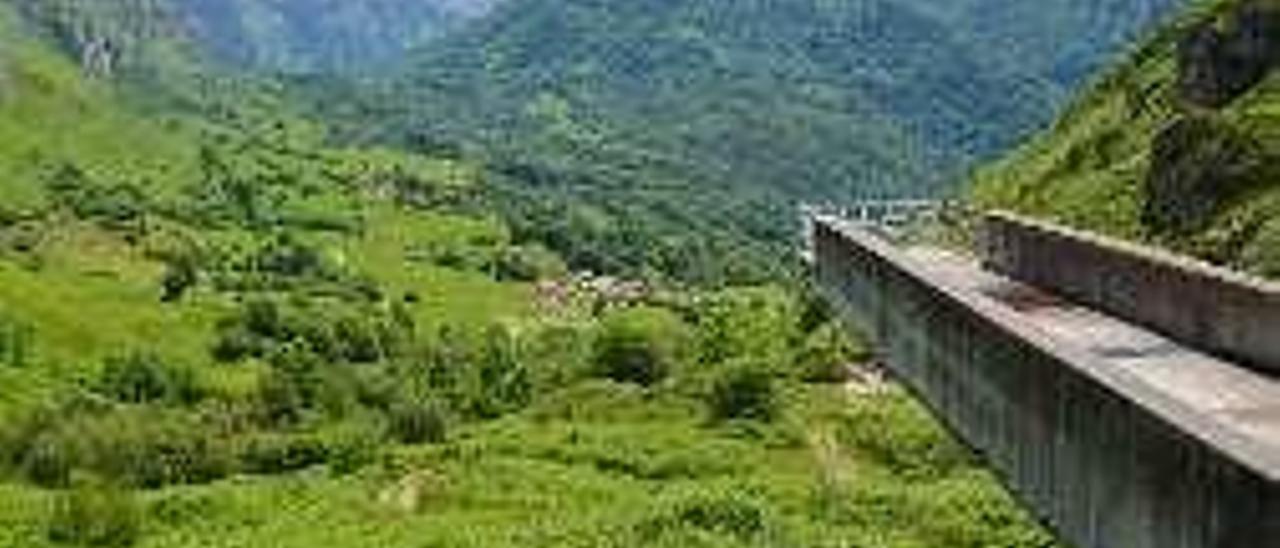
1143,116,1262,234
1177,0,1280,107
1146,1,1277,237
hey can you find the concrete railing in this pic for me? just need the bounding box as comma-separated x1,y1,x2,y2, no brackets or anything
813,216,1280,548
979,211,1280,374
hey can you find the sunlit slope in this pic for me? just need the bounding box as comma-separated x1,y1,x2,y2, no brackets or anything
973,0,1280,275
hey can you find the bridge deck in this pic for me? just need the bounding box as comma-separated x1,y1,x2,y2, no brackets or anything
814,215,1280,547
907,246,1280,476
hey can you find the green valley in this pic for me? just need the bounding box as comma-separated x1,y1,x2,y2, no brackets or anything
0,1,1063,546
2,0,1259,545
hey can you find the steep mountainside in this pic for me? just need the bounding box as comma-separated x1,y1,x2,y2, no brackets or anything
973,0,1280,276
8,0,497,74
180,0,497,73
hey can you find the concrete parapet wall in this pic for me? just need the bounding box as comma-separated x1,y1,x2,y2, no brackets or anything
813,217,1280,548
979,211,1280,374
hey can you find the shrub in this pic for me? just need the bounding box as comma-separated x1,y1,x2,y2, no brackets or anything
15,406,231,489
235,433,330,476
708,361,778,422
796,321,870,384
47,478,142,548
467,326,533,418
0,312,33,368
591,307,689,386
836,395,974,481
159,255,199,303
324,425,381,476
255,368,310,427
693,288,799,366
387,399,450,445
96,353,201,405
494,244,566,281
635,488,771,542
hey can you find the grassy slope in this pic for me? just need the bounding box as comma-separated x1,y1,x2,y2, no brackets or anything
0,2,523,395
972,0,1280,275
0,384,1049,548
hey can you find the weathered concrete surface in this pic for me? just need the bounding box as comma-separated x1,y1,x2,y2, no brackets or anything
980,211,1280,375
813,216,1280,548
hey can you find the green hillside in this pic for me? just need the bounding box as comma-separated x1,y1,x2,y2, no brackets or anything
179,0,496,73
9,0,494,75
0,2,1055,546
973,0,1280,276
303,0,1183,286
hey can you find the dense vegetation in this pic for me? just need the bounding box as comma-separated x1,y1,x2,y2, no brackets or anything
296,0,1184,284
0,1,1061,546
973,0,1280,276
179,0,496,73
10,0,493,75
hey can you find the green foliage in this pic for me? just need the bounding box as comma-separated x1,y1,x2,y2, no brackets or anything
299,0,1183,284
973,0,1280,276
95,353,200,405
796,321,870,384
178,0,493,73
8,404,233,489
387,398,449,445
692,287,800,367
233,433,330,476
707,361,778,422
493,244,566,282
46,478,142,548
591,307,690,386
836,396,975,482
0,311,33,368
0,2,1063,545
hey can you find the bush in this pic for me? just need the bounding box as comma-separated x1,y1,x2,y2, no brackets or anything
693,288,800,366
467,326,533,418
708,361,778,422
494,244,566,281
796,322,869,384
835,395,974,481
0,312,33,368
591,307,689,386
15,406,231,489
324,425,381,476
387,399,450,445
635,488,771,542
235,433,330,476
96,353,201,405
47,478,142,548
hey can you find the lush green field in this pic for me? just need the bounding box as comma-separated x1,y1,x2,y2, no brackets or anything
0,384,1051,548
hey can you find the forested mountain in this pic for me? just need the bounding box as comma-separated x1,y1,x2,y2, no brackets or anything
300,0,1185,284
8,0,496,74
973,0,1280,276
179,0,497,72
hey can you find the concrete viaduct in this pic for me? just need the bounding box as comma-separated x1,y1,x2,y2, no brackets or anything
811,210,1280,548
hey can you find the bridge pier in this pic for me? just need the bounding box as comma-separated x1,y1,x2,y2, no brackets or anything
813,216,1280,548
